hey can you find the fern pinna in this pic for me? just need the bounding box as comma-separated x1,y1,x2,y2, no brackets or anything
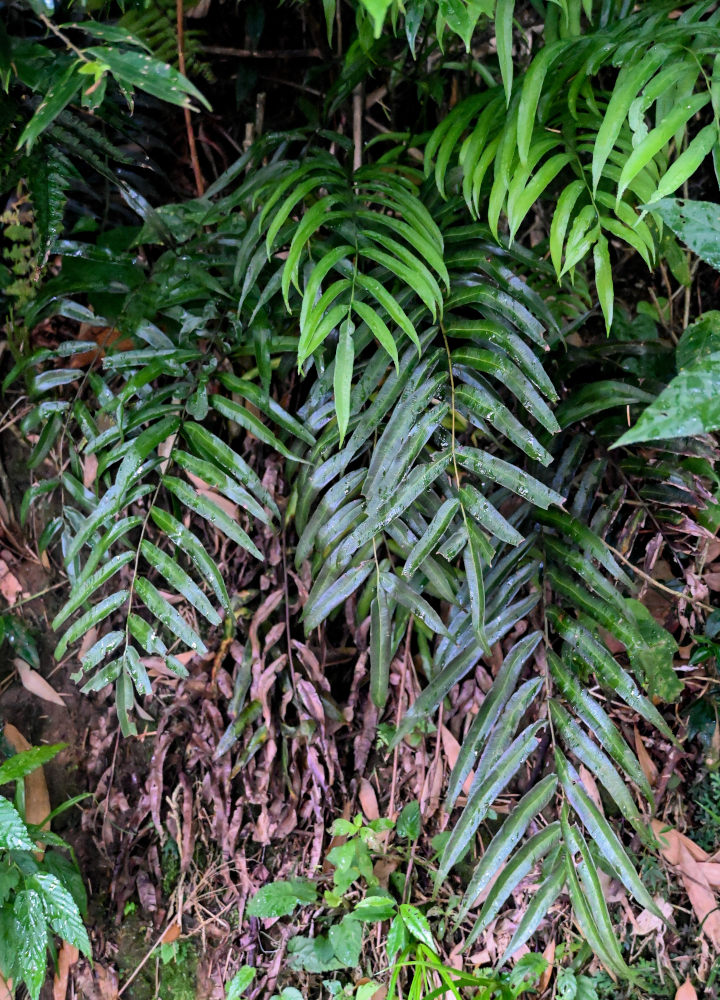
11,0,719,979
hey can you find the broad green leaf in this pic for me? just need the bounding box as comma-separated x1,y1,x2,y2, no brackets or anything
676,311,720,370
0,745,64,785
13,889,47,1000
624,598,683,702
399,904,435,951
85,46,210,109
614,361,720,445
225,965,256,1000
360,0,393,36
647,198,720,271
30,871,91,956
17,62,81,151
0,798,35,851
247,879,317,918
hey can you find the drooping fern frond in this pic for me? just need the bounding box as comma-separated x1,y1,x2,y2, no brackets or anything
18,201,310,734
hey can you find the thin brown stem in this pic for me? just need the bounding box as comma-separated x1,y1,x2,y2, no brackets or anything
176,0,205,197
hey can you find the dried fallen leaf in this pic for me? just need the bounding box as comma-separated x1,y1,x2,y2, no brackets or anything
634,896,673,935
161,923,181,945
538,938,555,992
53,943,79,1000
634,727,659,787
440,725,474,796
579,765,603,811
3,723,51,840
675,978,697,1000
653,820,720,948
15,658,65,706
359,778,379,822
0,559,22,605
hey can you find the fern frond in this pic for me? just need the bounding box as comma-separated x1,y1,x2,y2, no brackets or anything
427,0,720,328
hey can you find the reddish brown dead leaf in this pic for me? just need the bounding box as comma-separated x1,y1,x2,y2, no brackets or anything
440,725,474,795
4,723,50,836
69,324,132,368
675,978,697,1000
15,659,65,706
538,939,555,992
0,559,22,605
161,923,181,945
53,943,79,1000
82,452,98,490
579,765,603,811
359,778,379,821
653,821,720,948
634,727,659,787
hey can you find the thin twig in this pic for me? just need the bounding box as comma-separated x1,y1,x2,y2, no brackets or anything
605,542,715,613
177,0,205,197
118,916,178,996
201,46,323,58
